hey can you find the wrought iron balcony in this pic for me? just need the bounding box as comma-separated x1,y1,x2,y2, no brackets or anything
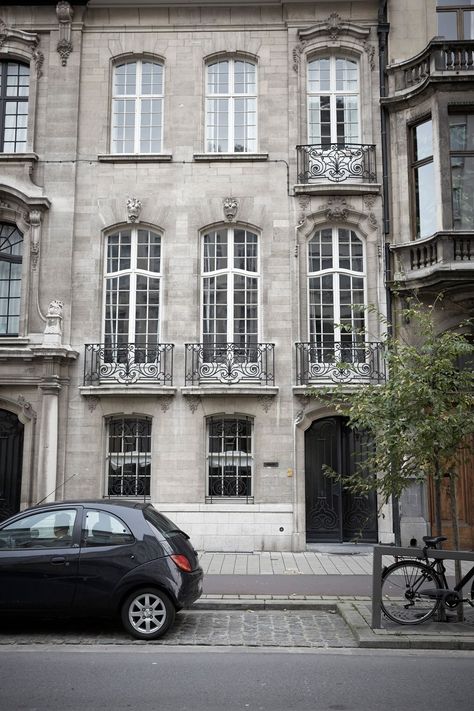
387,39,474,96
391,231,474,289
296,342,386,385
84,343,174,386
296,143,377,184
185,342,275,386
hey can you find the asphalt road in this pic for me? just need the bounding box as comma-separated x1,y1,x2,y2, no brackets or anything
0,647,472,711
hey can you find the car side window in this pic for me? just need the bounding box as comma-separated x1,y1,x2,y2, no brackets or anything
82,510,134,547
0,509,77,549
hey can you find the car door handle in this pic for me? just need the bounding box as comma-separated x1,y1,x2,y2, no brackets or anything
50,557,69,566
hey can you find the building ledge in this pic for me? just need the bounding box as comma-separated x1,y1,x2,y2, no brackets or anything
79,385,177,397
294,182,381,196
181,386,278,397
193,152,269,162
98,153,173,163
0,153,38,163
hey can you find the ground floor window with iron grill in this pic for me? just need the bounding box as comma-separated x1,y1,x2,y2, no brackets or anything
207,416,253,501
106,417,151,497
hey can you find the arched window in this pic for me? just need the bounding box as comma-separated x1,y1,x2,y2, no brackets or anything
0,61,29,153
308,227,365,361
0,223,23,336
104,226,161,360
206,57,257,153
111,59,164,153
202,226,259,350
307,56,359,145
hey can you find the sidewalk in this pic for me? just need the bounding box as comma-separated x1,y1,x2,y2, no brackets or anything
197,549,474,651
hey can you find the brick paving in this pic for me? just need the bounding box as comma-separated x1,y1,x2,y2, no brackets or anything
0,608,357,648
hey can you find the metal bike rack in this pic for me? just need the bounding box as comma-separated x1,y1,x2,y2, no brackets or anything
372,544,474,628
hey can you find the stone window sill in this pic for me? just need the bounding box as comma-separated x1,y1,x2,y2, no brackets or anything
193,153,268,162
98,153,173,163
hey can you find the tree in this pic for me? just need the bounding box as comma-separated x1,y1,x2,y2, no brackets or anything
313,299,474,562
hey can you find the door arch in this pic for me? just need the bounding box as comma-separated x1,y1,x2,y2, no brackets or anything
304,416,377,542
0,409,24,521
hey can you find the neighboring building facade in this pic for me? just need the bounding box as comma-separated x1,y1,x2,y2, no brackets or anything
0,0,471,551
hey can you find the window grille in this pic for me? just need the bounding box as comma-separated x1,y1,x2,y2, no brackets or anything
206,416,253,501
106,417,151,497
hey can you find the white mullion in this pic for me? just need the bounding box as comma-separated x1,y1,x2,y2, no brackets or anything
330,57,337,143
332,228,341,343
129,227,137,343
228,227,234,342
229,61,235,153
134,62,141,153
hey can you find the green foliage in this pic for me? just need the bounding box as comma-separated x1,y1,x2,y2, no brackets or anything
313,299,474,505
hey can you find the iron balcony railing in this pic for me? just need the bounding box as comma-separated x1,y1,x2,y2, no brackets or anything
185,342,275,386
296,341,386,385
84,343,174,386
296,143,377,184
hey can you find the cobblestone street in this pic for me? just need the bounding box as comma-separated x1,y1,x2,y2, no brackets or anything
0,608,357,648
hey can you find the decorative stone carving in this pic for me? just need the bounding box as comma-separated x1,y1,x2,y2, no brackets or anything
28,209,42,270
56,1,74,66
223,197,239,222
363,194,378,231
87,396,100,413
297,194,310,225
32,45,44,78
43,299,64,346
185,395,201,414
159,396,174,413
258,395,274,413
325,197,351,222
327,12,342,40
292,41,306,73
0,21,7,49
294,410,305,425
295,394,310,409
364,41,376,71
298,15,370,44
127,197,142,223
17,395,37,421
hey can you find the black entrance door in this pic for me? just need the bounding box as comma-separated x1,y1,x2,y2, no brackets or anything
305,417,378,542
0,410,24,522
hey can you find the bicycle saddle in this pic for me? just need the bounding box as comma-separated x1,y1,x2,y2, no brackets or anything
422,535,447,546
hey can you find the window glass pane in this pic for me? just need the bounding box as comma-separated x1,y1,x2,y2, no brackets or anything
114,63,137,95
141,62,163,95
437,11,458,38
335,58,358,92
83,510,134,547
415,162,437,238
207,61,229,94
451,155,474,229
234,61,256,94
464,9,474,38
308,58,330,92
207,417,252,498
414,120,433,161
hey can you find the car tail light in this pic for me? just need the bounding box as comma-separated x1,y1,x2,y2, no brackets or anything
170,554,192,573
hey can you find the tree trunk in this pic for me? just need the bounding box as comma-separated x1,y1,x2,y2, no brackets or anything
434,476,442,537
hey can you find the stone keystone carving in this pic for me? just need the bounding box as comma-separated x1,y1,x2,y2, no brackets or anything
43,299,64,346
223,197,239,222
127,197,142,223
327,12,342,41
325,197,350,222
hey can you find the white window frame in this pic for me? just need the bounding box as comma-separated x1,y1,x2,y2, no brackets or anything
201,226,260,346
111,59,164,154
307,55,360,145
103,226,162,352
205,57,258,153
307,227,367,353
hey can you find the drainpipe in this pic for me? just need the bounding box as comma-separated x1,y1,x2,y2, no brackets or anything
378,0,401,545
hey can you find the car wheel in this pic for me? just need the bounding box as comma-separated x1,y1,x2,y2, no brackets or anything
121,588,175,640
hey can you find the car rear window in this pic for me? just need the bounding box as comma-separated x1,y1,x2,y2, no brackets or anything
144,507,185,539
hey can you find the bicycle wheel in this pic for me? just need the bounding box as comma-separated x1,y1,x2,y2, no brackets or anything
381,560,442,625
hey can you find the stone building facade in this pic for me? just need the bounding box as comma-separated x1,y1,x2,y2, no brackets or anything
0,0,471,551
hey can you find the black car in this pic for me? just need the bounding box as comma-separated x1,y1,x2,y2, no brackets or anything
0,500,203,640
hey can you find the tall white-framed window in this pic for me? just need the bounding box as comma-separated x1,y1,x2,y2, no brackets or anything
111,59,164,154
308,227,366,361
0,222,23,336
106,416,151,497
202,227,259,353
307,55,359,145
206,57,257,153
0,61,29,153
206,415,253,501
104,227,161,361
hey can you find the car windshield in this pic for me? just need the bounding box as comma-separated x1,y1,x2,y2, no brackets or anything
143,507,187,539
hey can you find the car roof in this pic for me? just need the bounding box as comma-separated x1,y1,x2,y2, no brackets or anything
30,500,151,512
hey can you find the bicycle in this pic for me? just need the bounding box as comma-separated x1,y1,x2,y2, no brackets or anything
380,535,474,625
